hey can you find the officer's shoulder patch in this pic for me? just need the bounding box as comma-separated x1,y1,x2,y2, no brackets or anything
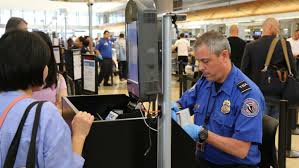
241,98,259,117
237,81,251,94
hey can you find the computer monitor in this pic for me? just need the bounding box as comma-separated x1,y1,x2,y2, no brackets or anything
127,21,139,86
126,0,161,102
253,31,262,36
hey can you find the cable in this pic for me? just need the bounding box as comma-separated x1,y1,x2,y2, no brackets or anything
139,107,158,132
144,128,152,156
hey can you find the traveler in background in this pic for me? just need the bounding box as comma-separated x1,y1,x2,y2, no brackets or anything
5,17,27,33
67,38,74,50
96,30,113,86
173,33,191,75
287,29,299,78
74,36,89,54
227,25,246,68
115,33,127,82
0,30,94,167
241,17,296,119
32,31,68,112
84,36,99,56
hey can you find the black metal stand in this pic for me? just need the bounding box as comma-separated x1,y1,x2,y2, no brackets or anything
292,110,299,135
286,108,299,158
278,100,287,168
178,62,183,97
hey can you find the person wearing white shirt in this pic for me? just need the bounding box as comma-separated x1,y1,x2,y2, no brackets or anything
287,29,299,78
173,33,190,75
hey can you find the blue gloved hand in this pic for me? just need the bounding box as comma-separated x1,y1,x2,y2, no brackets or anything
97,54,103,60
171,102,181,121
183,124,202,141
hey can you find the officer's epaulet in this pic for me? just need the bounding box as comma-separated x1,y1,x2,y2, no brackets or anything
237,81,251,94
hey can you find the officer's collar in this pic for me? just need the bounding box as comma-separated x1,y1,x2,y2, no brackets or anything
206,65,236,96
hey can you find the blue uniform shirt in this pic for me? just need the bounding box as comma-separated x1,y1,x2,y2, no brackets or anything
0,91,84,168
178,65,265,165
96,38,112,59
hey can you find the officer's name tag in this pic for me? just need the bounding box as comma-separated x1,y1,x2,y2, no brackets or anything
176,108,192,127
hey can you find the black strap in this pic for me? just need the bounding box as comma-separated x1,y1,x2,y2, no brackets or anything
26,101,45,167
3,101,45,168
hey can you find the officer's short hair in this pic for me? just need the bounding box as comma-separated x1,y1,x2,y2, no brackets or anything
5,17,27,33
0,30,50,92
194,31,231,56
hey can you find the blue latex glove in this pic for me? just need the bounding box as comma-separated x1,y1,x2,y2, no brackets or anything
171,102,181,121
97,54,103,60
183,124,202,141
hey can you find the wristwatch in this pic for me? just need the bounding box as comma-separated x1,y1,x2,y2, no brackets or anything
196,126,208,152
198,126,208,142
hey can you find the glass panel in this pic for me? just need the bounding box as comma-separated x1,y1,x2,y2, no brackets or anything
0,9,11,24
11,10,23,18
68,11,77,25
78,12,89,26
35,10,45,26
23,10,34,25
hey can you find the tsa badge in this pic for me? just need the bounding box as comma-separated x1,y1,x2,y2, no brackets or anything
221,100,231,114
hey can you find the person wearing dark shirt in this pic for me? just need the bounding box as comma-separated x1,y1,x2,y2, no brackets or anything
227,25,246,68
241,17,296,119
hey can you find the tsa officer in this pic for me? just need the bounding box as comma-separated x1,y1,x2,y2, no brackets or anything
172,31,265,168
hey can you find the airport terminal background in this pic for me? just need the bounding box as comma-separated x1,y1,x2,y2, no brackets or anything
1,0,299,167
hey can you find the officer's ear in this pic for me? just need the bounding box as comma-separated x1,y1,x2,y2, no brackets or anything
220,49,230,61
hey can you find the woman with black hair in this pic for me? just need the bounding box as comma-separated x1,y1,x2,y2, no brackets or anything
74,36,89,54
0,30,94,167
32,31,68,111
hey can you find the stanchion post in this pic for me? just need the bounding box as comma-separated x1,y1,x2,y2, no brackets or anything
158,13,172,168
278,100,288,168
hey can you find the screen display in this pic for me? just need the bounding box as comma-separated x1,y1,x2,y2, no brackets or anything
53,47,60,64
253,31,262,36
127,21,139,84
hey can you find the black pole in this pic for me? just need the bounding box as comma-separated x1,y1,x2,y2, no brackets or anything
291,110,299,135
182,74,188,92
291,110,297,129
286,108,293,151
179,61,183,97
286,108,299,158
278,100,287,168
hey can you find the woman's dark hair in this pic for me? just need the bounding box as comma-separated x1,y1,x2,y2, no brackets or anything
78,36,85,43
83,36,90,47
5,17,27,33
0,30,50,91
67,38,74,49
33,31,58,89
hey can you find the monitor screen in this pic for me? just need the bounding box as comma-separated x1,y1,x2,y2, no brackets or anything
127,21,139,84
253,31,262,36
